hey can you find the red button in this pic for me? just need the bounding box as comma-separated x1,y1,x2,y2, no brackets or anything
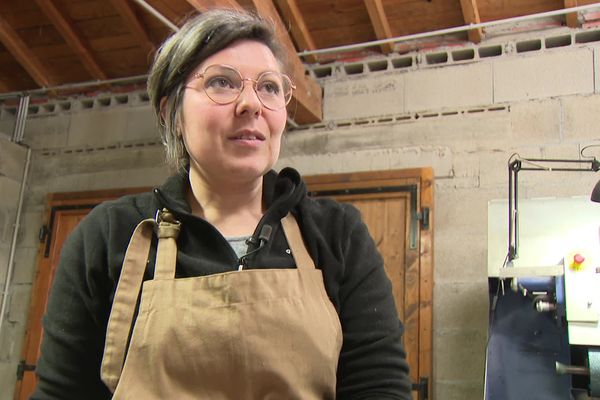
574,254,585,264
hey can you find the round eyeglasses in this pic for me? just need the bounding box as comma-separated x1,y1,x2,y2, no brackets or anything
185,64,295,111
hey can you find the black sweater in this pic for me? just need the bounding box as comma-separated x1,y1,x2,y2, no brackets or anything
32,167,412,399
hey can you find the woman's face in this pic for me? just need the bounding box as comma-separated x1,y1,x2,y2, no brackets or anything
180,39,288,185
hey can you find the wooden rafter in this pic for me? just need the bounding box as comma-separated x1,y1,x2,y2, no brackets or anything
459,0,483,43
185,0,322,124
565,0,580,28
274,0,319,63
0,14,54,87
185,0,242,11
111,0,156,56
364,0,394,54
251,0,321,124
35,0,108,80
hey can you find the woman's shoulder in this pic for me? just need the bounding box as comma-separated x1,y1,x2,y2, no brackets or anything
300,195,362,227
73,190,158,242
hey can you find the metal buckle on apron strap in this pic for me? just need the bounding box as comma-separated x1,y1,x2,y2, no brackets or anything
154,208,182,240
155,208,179,225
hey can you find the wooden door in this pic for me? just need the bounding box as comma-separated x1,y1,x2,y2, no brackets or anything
13,188,148,400
305,168,434,400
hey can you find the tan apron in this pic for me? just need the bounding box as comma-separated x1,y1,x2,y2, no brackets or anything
101,210,342,399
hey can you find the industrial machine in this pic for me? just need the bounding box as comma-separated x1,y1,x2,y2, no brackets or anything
485,155,600,400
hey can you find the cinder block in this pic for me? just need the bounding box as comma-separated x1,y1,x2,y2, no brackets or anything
21,113,70,150
12,247,40,285
433,328,487,382
7,283,32,324
509,99,561,144
0,319,24,361
0,207,17,244
405,62,493,112
561,94,600,141
433,380,483,400
434,281,489,332
323,74,405,120
124,105,161,142
16,211,43,249
0,361,18,400
0,137,27,180
494,48,594,102
67,108,130,148
0,177,21,209
435,229,488,282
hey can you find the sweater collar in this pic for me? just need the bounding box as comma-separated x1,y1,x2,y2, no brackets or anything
152,167,306,223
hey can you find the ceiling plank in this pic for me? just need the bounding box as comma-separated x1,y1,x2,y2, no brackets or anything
110,0,156,56
363,0,394,54
185,0,322,124
459,0,483,43
251,0,322,123
35,0,108,80
564,0,580,28
0,14,55,87
185,0,243,11
274,0,319,63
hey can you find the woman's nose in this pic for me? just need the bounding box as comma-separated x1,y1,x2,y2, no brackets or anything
235,81,262,117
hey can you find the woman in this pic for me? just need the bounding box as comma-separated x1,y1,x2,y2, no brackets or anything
33,9,412,400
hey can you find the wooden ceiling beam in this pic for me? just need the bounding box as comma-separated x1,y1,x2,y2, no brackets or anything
35,0,108,80
0,14,55,87
185,0,322,124
364,0,394,54
274,0,319,63
185,0,243,11
251,0,322,123
111,0,156,56
459,0,483,43
564,0,580,28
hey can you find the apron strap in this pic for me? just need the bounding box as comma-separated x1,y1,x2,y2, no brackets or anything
154,211,181,280
101,209,181,392
101,218,155,392
281,213,316,270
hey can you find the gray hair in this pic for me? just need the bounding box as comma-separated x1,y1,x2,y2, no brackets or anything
147,9,287,171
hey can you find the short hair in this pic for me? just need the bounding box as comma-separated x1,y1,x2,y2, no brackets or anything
147,9,287,171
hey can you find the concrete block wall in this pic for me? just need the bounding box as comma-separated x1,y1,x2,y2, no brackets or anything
0,136,28,396
1,33,600,400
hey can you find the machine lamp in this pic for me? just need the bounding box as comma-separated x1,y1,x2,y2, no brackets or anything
591,179,600,203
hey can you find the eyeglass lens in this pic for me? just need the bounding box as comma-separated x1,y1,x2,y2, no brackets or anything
200,65,292,110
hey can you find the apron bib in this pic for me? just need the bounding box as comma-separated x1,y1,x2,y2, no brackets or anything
101,211,342,399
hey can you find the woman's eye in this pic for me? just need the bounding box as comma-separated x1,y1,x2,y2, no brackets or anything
206,76,235,89
258,81,281,95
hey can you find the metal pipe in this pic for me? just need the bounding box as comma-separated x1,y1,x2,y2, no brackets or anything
0,147,32,341
0,74,149,101
132,0,179,32
12,96,29,143
298,3,600,57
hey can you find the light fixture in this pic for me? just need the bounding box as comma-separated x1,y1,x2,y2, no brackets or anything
591,179,600,203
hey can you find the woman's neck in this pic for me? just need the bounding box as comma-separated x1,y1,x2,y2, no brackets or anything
187,168,264,237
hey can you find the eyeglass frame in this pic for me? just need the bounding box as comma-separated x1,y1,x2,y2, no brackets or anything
184,64,296,111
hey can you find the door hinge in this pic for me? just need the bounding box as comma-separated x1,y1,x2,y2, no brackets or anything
39,225,49,243
411,377,429,400
16,360,36,380
416,207,430,230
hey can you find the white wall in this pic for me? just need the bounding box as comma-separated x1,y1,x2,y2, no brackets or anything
1,28,600,400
